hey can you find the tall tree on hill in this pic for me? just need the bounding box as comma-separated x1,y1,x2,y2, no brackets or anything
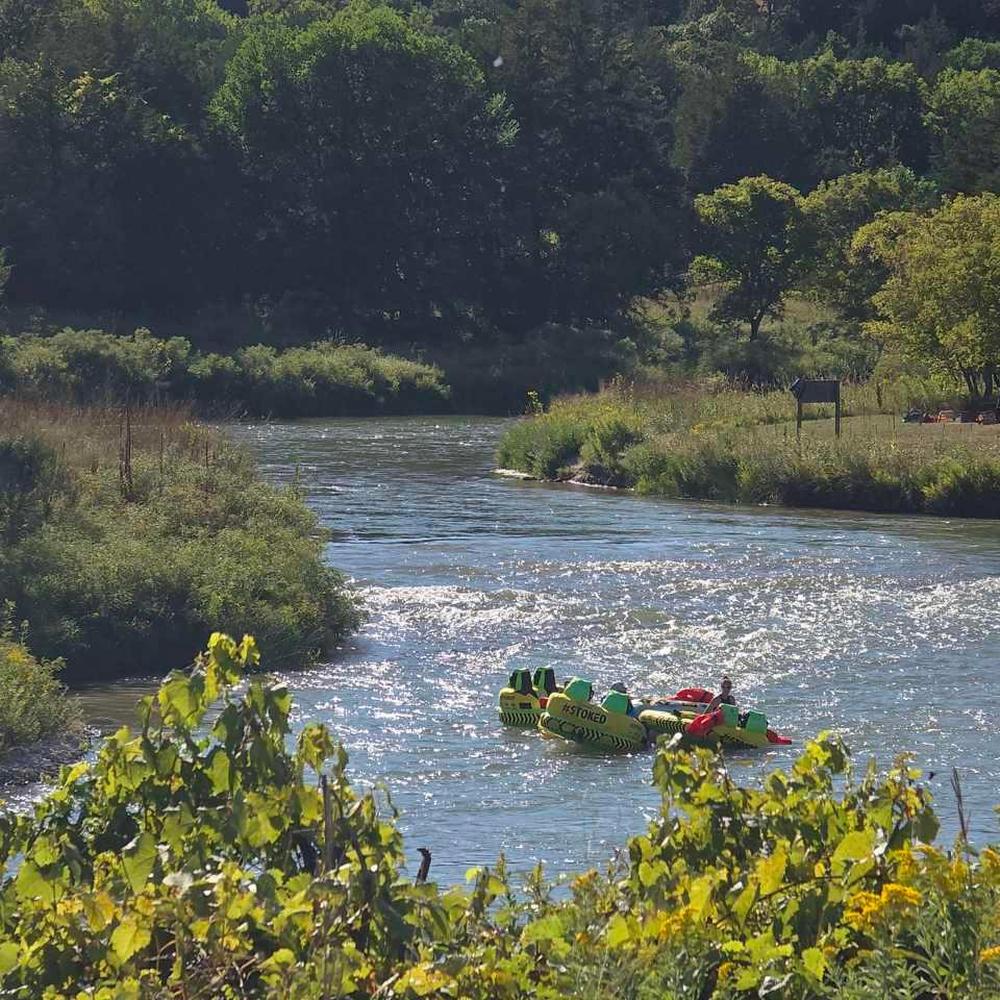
0,0,235,123
0,61,225,310
212,5,514,336
669,37,806,192
773,0,999,52
488,0,689,328
692,174,812,341
926,68,1000,194
791,52,929,181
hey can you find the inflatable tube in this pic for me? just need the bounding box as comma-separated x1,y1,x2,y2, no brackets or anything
498,667,561,726
640,698,711,716
498,687,545,726
638,707,789,750
539,689,647,752
498,667,546,726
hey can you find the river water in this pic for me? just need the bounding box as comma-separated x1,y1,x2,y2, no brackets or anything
68,417,1000,882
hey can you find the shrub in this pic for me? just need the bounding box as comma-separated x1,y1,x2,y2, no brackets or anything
496,411,587,478
0,400,361,679
0,330,451,417
0,436,70,542
921,456,1000,518
0,631,81,754
578,407,646,482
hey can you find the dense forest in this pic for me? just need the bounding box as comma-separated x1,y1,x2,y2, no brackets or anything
1,0,998,370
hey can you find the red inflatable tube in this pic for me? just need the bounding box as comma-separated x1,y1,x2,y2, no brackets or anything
673,687,715,704
766,729,792,745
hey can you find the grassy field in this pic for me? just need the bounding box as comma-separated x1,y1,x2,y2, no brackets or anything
761,413,1000,448
497,379,1000,517
639,287,839,331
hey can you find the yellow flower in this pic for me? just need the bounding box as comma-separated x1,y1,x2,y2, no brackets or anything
845,884,922,935
881,884,922,908
982,946,1000,964
981,849,1000,885
844,891,881,933
892,847,918,884
655,905,695,941
717,961,734,982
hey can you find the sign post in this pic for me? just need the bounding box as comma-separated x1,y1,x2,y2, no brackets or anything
790,378,841,439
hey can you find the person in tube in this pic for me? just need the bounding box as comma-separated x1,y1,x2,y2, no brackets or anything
705,675,736,713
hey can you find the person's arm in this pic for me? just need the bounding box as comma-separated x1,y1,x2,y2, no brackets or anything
706,695,721,712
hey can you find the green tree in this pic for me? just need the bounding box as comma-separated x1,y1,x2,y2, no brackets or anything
793,52,929,181
0,0,235,122
0,248,9,302
488,0,687,327
862,194,1000,398
212,4,513,335
943,38,1000,72
692,174,811,341
926,68,1000,193
0,60,228,310
669,39,806,193
803,167,939,318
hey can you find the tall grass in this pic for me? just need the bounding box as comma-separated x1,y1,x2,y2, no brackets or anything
0,399,362,679
497,378,1000,517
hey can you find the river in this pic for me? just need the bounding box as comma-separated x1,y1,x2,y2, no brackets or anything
69,417,1000,883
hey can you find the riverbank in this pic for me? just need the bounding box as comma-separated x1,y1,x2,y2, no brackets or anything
0,324,627,416
0,398,361,684
0,330,451,416
497,380,1000,517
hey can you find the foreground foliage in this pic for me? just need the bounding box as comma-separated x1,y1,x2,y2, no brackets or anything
497,380,1000,517
0,401,360,679
0,633,997,998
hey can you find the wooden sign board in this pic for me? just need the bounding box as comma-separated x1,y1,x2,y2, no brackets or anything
790,378,840,404
790,378,841,437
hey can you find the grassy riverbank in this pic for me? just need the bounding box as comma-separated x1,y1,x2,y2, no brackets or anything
0,399,361,682
0,323,639,416
0,632,996,997
497,380,1000,517
0,330,450,416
